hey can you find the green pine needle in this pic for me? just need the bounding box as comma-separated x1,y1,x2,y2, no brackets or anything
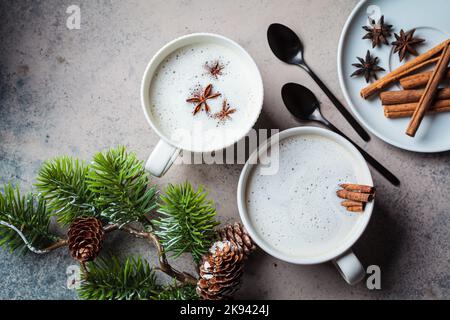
78,255,159,300
36,156,98,225
153,182,219,263
87,146,157,225
0,184,57,253
155,283,199,300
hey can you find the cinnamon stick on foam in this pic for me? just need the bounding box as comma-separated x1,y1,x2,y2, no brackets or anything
339,183,375,194
384,99,450,118
336,189,372,203
346,205,364,213
400,68,450,89
337,184,375,213
341,200,364,207
406,43,450,137
360,39,450,99
380,88,450,105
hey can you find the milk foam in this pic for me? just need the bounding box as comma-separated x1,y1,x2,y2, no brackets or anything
148,43,259,151
245,135,361,258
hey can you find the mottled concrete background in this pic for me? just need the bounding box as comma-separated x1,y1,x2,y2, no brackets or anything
0,0,448,300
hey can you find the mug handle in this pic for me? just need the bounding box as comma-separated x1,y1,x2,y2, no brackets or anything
332,250,365,285
145,139,180,177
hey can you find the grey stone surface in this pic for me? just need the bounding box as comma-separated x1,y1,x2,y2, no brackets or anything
0,0,448,300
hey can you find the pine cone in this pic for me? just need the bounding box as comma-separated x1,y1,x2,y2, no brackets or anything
218,222,255,256
196,240,245,300
68,217,104,262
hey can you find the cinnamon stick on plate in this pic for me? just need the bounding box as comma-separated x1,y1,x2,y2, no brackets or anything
406,43,450,137
360,39,450,99
400,68,450,89
384,99,450,118
380,88,450,105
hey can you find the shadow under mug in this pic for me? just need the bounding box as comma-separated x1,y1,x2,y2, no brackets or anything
237,127,374,285
140,33,264,177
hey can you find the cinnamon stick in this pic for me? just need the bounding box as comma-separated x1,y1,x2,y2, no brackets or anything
360,39,450,99
336,189,372,202
339,183,375,194
341,200,364,207
380,88,450,105
400,68,450,89
346,205,364,213
384,99,450,118
406,43,450,136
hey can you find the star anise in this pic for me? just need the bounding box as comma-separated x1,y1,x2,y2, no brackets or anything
362,15,393,48
391,29,425,62
214,100,236,121
186,84,221,115
351,50,385,83
205,60,224,79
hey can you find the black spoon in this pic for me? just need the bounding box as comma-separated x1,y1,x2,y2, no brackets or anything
267,23,371,142
281,83,400,186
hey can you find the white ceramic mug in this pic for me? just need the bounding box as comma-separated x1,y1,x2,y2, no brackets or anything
141,33,264,177
237,127,374,285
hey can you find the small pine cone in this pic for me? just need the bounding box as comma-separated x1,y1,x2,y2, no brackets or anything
218,222,255,256
196,240,245,300
68,217,104,262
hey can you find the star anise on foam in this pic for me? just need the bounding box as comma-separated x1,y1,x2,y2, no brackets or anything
214,100,236,121
391,29,425,62
362,15,393,48
205,60,225,79
186,84,221,115
351,50,385,83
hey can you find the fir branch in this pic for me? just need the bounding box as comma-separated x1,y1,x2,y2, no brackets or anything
36,156,98,225
153,182,219,263
78,255,159,300
155,283,199,300
87,146,157,225
0,185,58,253
118,225,198,285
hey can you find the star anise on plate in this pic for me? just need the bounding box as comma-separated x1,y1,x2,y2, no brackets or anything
391,29,425,62
362,15,393,48
205,60,225,79
186,84,221,115
214,100,236,121
351,50,385,83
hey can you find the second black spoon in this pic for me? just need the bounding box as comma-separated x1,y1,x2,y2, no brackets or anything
267,23,371,142
281,83,400,186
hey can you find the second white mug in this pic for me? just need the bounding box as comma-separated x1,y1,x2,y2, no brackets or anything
237,127,374,285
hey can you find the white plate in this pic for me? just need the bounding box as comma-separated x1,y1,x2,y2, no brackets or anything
337,0,450,152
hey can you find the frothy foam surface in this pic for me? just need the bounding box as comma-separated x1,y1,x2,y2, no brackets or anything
245,134,361,259
148,42,259,151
